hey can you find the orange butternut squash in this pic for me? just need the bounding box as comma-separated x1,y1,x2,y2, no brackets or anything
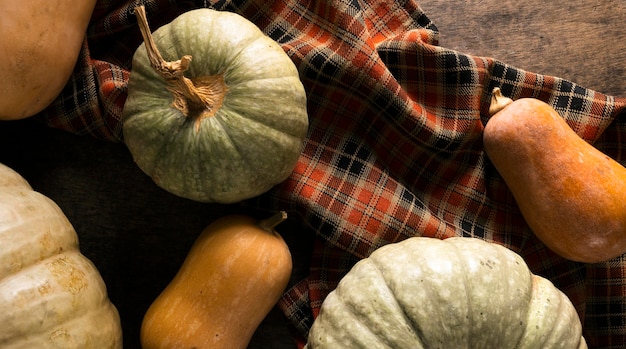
483,87,626,263
0,0,96,119
140,211,293,349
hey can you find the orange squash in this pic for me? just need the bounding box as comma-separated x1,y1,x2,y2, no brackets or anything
140,212,293,349
0,0,96,120
483,87,626,263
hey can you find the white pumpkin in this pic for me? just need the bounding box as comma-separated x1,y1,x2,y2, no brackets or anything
305,236,587,348
0,163,122,348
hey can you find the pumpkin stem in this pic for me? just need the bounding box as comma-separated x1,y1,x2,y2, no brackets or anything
258,211,288,232
489,87,514,116
133,6,226,121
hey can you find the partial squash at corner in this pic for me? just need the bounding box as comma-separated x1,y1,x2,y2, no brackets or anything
0,0,96,119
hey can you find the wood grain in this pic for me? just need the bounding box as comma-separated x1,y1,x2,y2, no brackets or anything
419,0,626,97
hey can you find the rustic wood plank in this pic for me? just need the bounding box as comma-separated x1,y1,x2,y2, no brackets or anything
419,0,626,96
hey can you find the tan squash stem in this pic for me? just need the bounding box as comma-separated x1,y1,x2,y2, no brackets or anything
489,87,514,116
133,6,226,119
258,211,288,232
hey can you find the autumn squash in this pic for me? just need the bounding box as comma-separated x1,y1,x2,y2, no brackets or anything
484,87,626,263
305,236,587,348
0,0,96,120
0,163,122,348
140,211,293,349
122,6,309,204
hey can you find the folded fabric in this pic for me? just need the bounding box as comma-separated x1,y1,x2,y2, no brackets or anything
35,0,626,347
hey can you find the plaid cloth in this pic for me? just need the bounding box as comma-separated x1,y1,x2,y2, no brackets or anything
36,0,626,347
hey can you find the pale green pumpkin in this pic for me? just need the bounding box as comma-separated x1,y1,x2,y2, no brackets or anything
305,237,587,349
123,6,308,203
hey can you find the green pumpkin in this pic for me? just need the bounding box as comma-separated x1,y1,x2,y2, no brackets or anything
123,6,308,203
305,237,587,349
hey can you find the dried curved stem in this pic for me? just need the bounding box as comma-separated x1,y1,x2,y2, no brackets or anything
133,6,227,119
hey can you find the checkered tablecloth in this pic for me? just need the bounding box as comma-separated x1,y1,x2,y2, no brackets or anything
36,0,626,347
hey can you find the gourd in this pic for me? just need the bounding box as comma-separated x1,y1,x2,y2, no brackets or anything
0,163,122,348
140,211,293,349
123,6,309,204
0,0,96,120
305,236,587,349
484,87,626,263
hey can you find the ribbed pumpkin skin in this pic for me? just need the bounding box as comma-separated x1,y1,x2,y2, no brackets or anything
0,163,122,348
123,9,309,203
305,237,587,349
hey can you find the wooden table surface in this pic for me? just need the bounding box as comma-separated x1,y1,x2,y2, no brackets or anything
1,1,625,348
420,0,626,97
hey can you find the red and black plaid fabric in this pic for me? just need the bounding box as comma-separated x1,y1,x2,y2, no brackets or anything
36,0,626,347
